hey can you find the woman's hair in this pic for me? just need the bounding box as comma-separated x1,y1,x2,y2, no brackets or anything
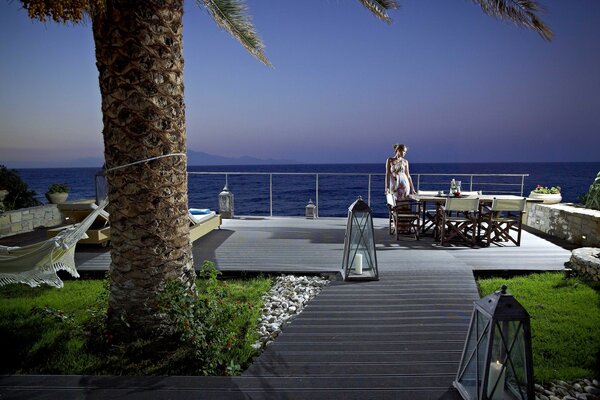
393,144,408,153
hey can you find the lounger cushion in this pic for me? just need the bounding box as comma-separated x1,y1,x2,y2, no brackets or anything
189,208,212,215
189,210,216,224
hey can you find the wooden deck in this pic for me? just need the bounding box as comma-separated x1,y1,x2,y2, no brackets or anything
0,217,572,399
200,217,570,273
25,216,568,273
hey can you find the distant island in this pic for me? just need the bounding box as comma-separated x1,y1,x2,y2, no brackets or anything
7,150,297,169
186,150,296,166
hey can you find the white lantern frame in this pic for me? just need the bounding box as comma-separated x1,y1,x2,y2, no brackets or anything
341,197,379,281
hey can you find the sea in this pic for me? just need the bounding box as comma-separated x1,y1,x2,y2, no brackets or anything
15,162,600,218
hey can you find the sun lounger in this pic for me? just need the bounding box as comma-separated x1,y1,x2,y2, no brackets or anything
47,201,110,246
189,208,221,242
48,203,221,245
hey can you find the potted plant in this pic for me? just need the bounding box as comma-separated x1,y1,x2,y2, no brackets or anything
46,183,69,204
529,184,561,204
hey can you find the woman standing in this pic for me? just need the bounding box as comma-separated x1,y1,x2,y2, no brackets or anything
385,143,415,202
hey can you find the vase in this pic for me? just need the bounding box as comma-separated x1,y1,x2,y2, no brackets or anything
528,191,562,204
46,192,69,204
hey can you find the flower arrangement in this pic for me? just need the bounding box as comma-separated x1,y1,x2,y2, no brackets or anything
532,184,561,195
47,183,69,193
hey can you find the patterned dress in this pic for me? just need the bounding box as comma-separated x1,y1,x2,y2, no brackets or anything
389,157,411,203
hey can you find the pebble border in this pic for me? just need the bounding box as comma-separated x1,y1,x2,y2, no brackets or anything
535,379,599,400
252,274,329,350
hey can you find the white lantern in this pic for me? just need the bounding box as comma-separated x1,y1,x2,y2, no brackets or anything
219,185,234,219
341,197,379,281
305,199,317,219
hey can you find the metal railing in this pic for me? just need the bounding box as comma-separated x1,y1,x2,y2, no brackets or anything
188,172,529,217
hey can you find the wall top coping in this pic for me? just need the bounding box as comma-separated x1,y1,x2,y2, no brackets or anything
535,203,600,218
2,204,58,215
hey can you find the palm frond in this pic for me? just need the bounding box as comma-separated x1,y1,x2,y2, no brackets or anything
200,0,271,66
357,0,400,24
471,0,553,41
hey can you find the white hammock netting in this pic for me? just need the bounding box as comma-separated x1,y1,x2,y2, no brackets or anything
0,202,108,288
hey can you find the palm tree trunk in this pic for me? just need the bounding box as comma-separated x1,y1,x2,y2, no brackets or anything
92,0,196,338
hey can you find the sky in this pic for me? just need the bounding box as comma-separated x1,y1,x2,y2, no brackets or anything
0,0,599,167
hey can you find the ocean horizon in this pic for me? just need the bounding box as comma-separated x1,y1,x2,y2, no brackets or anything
15,162,600,218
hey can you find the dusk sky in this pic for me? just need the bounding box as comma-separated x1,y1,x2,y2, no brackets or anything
1,1,599,167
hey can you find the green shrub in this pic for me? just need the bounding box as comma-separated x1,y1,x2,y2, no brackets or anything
583,171,600,210
0,165,41,211
85,262,269,375
156,261,264,375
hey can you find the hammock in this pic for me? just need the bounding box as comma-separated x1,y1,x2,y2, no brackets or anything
0,202,108,288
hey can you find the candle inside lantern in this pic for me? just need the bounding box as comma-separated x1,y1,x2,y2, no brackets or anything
352,254,363,274
487,360,506,400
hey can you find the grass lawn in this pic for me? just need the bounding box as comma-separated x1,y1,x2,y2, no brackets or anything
0,274,271,375
478,272,600,383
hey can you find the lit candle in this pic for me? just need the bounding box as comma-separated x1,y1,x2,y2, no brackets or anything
353,254,363,274
487,360,506,400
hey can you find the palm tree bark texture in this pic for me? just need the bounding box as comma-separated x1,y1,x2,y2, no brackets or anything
92,0,196,337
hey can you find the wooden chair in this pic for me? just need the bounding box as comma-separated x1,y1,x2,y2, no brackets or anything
480,198,526,246
387,194,421,240
440,197,480,246
417,190,440,235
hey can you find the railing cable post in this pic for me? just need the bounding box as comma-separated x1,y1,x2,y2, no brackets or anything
416,174,420,192
316,174,319,218
470,175,473,192
270,174,273,217
368,174,372,206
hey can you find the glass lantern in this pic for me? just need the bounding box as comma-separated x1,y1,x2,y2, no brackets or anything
341,197,379,281
305,199,317,219
454,285,534,400
219,185,234,219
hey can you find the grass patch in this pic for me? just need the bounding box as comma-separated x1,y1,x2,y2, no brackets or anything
0,268,271,376
478,272,600,383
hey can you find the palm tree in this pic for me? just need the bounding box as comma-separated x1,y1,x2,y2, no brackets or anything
20,0,552,339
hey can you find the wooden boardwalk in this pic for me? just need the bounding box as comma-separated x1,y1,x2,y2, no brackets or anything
243,268,478,399
0,217,572,399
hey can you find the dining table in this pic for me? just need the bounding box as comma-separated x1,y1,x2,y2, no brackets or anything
408,193,543,241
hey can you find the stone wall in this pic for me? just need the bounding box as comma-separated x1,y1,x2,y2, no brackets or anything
525,203,600,247
570,247,600,281
0,205,62,238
